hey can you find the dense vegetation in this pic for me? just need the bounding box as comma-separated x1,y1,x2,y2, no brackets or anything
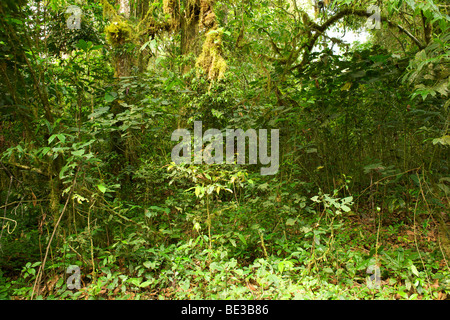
0,0,449,300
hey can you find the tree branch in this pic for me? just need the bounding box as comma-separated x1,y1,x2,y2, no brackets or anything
288,8,425,73
3,161,47,176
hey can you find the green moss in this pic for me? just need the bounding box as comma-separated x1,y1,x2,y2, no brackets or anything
163,0,175,14
196,28,227,80
105,20,133,47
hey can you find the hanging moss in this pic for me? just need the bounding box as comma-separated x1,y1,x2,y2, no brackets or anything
200,0,211,10
101,0,119,20
163,0,176,15
162,0,180,31
199,0,216,28
105,20,133,47
195,0,227,80
196,27,227,80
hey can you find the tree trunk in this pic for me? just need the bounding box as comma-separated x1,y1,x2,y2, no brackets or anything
109,0,133,182
118,0,130,18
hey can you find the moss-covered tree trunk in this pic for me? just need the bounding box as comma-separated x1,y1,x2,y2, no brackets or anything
104,0,134,182
180,11,200,57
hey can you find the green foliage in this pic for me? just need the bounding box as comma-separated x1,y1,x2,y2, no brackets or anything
0,0,449,301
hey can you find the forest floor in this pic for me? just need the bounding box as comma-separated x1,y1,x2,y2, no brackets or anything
1,207,449,300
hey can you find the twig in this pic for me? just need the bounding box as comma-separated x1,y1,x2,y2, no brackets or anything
31,172,77,299
3,161,47,176
0,176,13,246
88,199,96,282
356,167,421,201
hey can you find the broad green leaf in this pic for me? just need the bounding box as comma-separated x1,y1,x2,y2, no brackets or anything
56,134,65,143
324,267,333,274
97,184,107,193
433,135,450,146
40,147,51,156
76,39,88,51
71,149,85,157
410,174,420,186
237,233,247,245
105,92,117,103
128,278,142,286
48,134,57,144
56,277,65,288
140,280,153,288
286,218,296,226
411,264,419,277
278,262,285,273
59,165,69,179
341,205,351,212
342,196,353,204
195,185,201,197
88,107,109,119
